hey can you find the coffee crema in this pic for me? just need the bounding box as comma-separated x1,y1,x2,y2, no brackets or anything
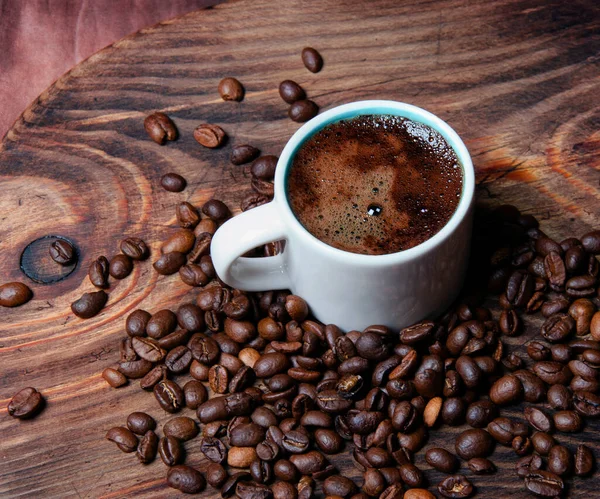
287,114,463,255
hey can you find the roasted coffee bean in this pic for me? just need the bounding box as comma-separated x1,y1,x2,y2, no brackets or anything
499,309,520,336
137,430,158,464
159,435,183,466
221,472,252,498
208,364,228,394
502,352,524,371
249,155,278,181
154,251,186,274
379,483,404,499
455,356,482,389
550,343,572,363
223,294,251,319
88,256,109,288
544,252,566,289
533,361,572,385
524,407,553,433
289,100,319,123
279,80,306,104
229,423,265,447
516,453,543,478
139,364,167,390
566,275,597,297
241,193,269,211
569,298,596,335
207,462,228,488
230,144,261,166
455,428,494,459
437,475,473,498
202,199,231,222
161,229,196,255
547,384,571,410
487,417,529,445
125,309,150,337
161,173,186,192
175,202,201,230
146,309,177,339
200,436,227,463
272,481,297,499
442,397,467,426
189,334,220,364
179,263,210,287
228,446,258,468
106,426,138,453
467,457,495,474
132,336,166,362
511,370,547,403
362,468,386,496
489,374,523,405
163,345,192,374
218,77,244,101
575,444,594,476
542,296,570,317
251,178,274,197
581,230,600,253
527,341,550,361
167,465,206,494
127,412,156,435
183,379,207,410
154,380,184,413
313,428,343,454
163,416,198,441
102,367,127,388
254,352,289,377
71,290,107,318
423,396,443,427
425,447,459,473
506,269,535,307
188,232,212,264
404,490,436,499
289,450,326,474
356,332,389,361
120,237,148,260
301,47,323,72
280,430,309,454
541,314,575,342
144,112,177,145
49,239,76,265
194,124,227,148
119,358,153,379
531,431,555,456
323,476,357,497
553,410,583,432
548,445,572,476
512,435,533,456
236,481,272,499
7,387,44,419
466,400,498,428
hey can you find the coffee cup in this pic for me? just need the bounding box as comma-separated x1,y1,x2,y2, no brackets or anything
211,100,475,330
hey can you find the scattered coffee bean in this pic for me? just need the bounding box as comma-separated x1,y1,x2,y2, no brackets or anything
108,254,133,279
218,77,244,101
0,282,33,308
106,426,138,453
575,444,594,476
194,123,227,148
524,470,564,497
437,474,473,498
102,368,127,388
8,387,44,419
467,457,496,474
120,237,149,260
301,47,323,73
137,430,158,464
279,80,306,104
144,112,177,145
88,256,109,288
167,465,206,493
206,462,228,488
231,144,260,166
159,435,183,466
548,444,572,476
161,173,186,192
154,251,186,275
251,155,278,180
455,428,494,459
289,100,319,122
202,199,231,222
71,290,107,318
425,447,458,473
154,380,184,413
49,239,76,265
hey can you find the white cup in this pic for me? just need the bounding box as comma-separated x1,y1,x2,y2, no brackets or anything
211,100,474,331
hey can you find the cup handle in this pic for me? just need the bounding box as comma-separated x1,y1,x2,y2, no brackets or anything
210,202,292,291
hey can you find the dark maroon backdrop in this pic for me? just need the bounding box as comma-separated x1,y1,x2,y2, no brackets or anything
0,0,218,139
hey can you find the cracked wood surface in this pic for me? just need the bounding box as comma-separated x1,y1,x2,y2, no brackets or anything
1,0,599,497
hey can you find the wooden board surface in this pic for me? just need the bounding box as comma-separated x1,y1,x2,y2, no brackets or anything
1,0,600,497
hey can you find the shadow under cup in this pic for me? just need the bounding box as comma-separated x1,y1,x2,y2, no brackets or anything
212,100,475,331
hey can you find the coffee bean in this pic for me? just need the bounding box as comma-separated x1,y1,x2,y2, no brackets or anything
159,435,183,466
566,275,597,297
553,410,583,432
404,490,436,499
542,296,570,317
527,341,550,361
71,290,107,318
489,374,524,405
202,199,231,222
131,336,166,362
380,483,404,499
126,412,156,435
221,472,252,498
525,470,565,497
455,356,482,389
499,309,521,336
289,100,319,123
194,123,227,148
8,387,44,419
487,417,528,445
516,453,543,478
154,380,184,413
533,361,572,385
49,239,76,265
108,254,133,279
582,230,600,254
161,173,186,192
154,251,186,274
167,465,206,494
161,229,195,255
548,445,572,476
466,401,498,428
179,264,210,286
241,193,270,211
301,47,323,73
323,476,357,497
162,416,198,442
575,444,594,476
249,155,278,181
289,450,326,474
524,407,553,433
102,367,127,388
139,364,167,390
144,112,177,145
279,80,306,104
236,481,272,499
512,435,533,456
544,252,566,289
231,144,260,165
206,462,228,488
218,77,244,101
136,430,158,464
228,446,257,468
119,237,148,261
362,468,386,496
425,447,458,473
437,475,473,498
541,314,575,343
106,426,138,453
118,358,153,379
455,428,494,459
467,457,495,474
88,256,109,288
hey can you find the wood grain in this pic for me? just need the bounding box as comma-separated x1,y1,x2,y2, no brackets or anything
1,0,599,497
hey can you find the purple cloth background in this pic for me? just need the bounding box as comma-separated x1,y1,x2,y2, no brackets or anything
0,0,218,139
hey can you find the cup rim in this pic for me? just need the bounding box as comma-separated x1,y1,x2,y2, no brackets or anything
274,100,475,265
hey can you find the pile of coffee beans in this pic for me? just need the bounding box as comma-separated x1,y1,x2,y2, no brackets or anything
95,186,600,497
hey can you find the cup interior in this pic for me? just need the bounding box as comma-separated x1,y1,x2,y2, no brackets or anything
275,100,475,262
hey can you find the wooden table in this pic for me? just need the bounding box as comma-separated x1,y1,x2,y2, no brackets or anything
1,0,599,497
